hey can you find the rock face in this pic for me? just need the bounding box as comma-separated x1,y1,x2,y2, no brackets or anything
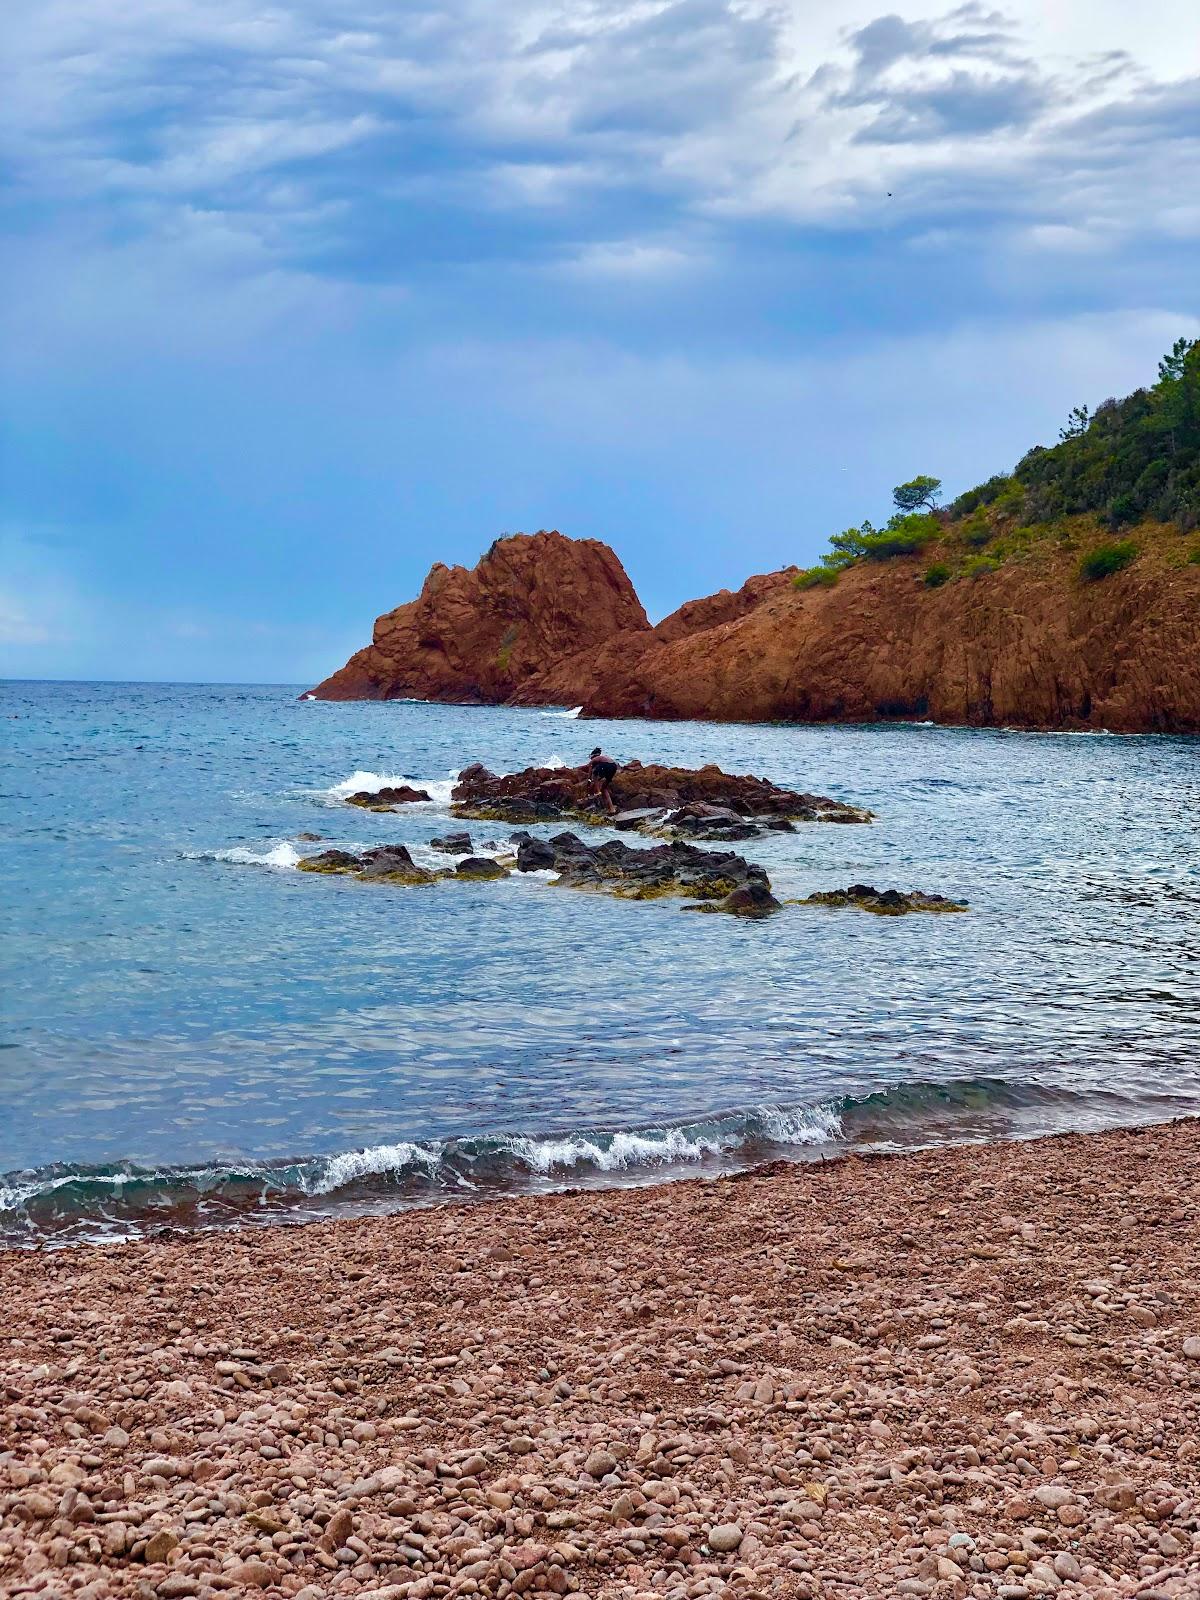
309,529,1200,732
308,530,650,702
571,534,1200,733
450,761,870,828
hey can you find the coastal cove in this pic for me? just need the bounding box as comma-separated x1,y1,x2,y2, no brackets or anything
2,681,1198,1246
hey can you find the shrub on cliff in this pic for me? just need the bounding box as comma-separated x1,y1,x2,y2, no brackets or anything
1078,540,1139,582
923,562,951,588
819,512,941,570
951,338,1200,532
793,566,840,590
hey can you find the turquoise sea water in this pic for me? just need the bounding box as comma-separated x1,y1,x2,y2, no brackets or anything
2,680,1198,1243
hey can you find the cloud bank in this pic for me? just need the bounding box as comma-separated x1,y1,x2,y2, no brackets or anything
0,0,1196,676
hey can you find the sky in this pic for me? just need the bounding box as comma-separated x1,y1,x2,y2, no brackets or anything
1,0,1198,683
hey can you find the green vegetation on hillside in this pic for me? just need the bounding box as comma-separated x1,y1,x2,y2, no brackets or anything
793,338,1200,593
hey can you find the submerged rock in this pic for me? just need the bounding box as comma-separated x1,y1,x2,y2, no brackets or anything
430,831,474,853
297,845,436,885
684,882,783,918
296,849,361,874
358,845,437,884
455,856,510,880
801,883,968,915
344,784,432,811
510,829,779,909
451,760,870,830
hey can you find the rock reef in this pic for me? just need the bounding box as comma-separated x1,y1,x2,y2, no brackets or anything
511,831,781,914
309,528,1200,733
295,833,781,914
801,883,969,915
449,762,870,831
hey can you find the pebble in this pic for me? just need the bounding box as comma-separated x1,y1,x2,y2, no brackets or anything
1,1120,1199,1600
707,1524,744,1553
143,1528,180,1563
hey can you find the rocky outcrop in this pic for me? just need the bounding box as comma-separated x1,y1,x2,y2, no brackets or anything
511,830,780,912
309,531,649,702
292,831,779,913
297,844,437,885
345,785,432,811
309,527,1200,733
801,884,968,915
449,761,871,828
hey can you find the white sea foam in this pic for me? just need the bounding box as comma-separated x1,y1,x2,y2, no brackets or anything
759,1102,843,1144
541,706,583,719
325,769,415,798
187,842,302,869
307,1141,441,1196
320,769,459,807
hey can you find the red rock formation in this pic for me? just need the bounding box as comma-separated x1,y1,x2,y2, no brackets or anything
309,528,1200,733
578,533,1200,733
652,568,798,644
309,531,650,702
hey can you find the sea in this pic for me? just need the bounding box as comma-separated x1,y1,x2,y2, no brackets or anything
2,679,1198,1246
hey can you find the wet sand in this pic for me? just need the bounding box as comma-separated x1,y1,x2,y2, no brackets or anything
2,1120,1200,1600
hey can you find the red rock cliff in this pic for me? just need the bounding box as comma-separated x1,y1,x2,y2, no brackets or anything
309,531,650,703
309,528,1200,733
573,531,1200,733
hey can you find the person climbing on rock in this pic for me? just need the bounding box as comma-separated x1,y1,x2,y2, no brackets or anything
586,747,619,816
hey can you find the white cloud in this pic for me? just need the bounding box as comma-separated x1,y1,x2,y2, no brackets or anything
1,0,1195,278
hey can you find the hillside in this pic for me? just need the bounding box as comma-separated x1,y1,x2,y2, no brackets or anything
309,343,1200,732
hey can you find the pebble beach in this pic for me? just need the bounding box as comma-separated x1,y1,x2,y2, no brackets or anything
3,1121,1200,1600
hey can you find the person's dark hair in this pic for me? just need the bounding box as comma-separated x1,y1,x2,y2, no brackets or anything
590,747,602,758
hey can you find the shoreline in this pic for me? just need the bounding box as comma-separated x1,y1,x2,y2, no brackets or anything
3,1122,1199,1598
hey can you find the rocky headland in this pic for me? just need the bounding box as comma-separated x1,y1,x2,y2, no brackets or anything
310,347,1200,731
307,524,1200,734
4,1119,1200,1599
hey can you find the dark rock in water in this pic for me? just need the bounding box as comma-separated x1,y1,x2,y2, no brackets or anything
345,784,432,811
610,808,670,831
665,802,796,843
684,882,783,918
510,833,557,872
358,845,436,884
295,828,776,911
298,845,436,884
455,856,510,880
297,849,361,874
801,883,968,916
430,831,474,854
527,830,778,907
296,831,323,842
451,760,869,830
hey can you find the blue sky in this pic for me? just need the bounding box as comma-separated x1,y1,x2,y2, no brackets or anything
2,0,1198,683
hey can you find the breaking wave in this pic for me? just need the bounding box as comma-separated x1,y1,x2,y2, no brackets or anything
5,1076,1189,1247
186,842,302,869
